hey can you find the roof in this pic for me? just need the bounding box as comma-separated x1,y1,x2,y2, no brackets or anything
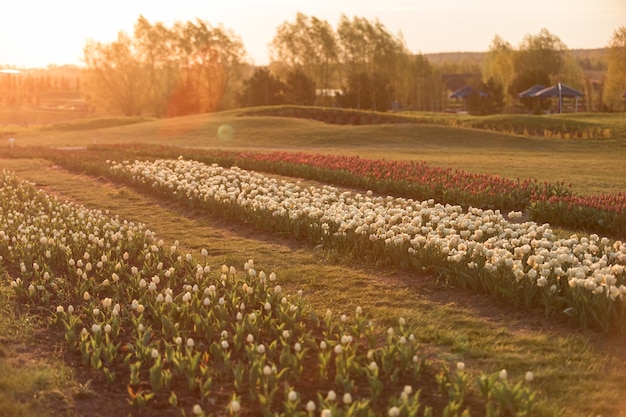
449,85,488,99
518,84,546,98
441,73,479,91
532,83,583,98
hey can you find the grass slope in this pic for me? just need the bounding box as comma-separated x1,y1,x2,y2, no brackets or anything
8,110,626,196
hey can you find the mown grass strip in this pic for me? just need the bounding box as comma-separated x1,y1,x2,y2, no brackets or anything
0,285,79,417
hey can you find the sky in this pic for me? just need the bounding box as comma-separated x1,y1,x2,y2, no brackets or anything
1,0,624,68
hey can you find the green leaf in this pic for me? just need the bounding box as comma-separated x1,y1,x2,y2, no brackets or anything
142,329,152,346
165,391,177,408
161,315,175,337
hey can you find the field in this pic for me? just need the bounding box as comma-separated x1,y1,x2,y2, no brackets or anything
0,109,625,417
5,108,625,195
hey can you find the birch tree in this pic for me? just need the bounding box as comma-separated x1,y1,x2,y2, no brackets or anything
82,32,147,116
270,13,338,95
133,16,180,116
337,15,404,110
604,26,626,111
483,36,515,109
82,17,246,116
509,28,570,100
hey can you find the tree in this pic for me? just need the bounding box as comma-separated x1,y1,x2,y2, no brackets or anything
603,26,626,111
269,14,412,110
516,28,567,82
337,15,405,79
336,71,394,111
82,32,147,116
175,19,247,114
82,16,246,116
337,16,405,111
507,29,576,112
284,69,316,105
466,78,505,115
407,53,441,111
336,71,367,109
238,68,285,107
482,36,515,109
133,16,180,116
269,13,338,95
509,29,574,106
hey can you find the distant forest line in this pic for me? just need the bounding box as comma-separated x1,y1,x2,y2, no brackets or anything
0,48,613,121
1,48,610,72
425,48,607,71
1,14,624,120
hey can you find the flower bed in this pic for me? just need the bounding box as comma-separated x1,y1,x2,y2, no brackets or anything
6,145,621,238
173,149,571,212
107,159,626,333
529,193,626,238
0,171,539,415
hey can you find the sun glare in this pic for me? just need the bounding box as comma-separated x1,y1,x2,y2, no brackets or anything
0,0,624,68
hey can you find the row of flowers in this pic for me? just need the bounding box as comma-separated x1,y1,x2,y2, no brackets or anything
107,158,626,333
193,150,623,238
73,144,623,238
2,145,622,238
0,170,539,415
528,193,626,237
117,146,573,212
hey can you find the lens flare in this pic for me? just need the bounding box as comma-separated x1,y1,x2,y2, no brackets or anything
217,124,235,141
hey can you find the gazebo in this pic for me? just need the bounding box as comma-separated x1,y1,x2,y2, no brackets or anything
518,84,546,98
449,85,488,99
531,83,583,113
448,86,488,112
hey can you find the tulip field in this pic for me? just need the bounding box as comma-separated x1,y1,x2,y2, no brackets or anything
52,145,624,238
0,170,540,416
1,112,625,416
181,150,626,238
102,157,625,334
161,149,573,211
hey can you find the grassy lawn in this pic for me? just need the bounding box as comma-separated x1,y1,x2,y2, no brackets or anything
0,284,78,417
8,110,626,195
0,110,625,416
